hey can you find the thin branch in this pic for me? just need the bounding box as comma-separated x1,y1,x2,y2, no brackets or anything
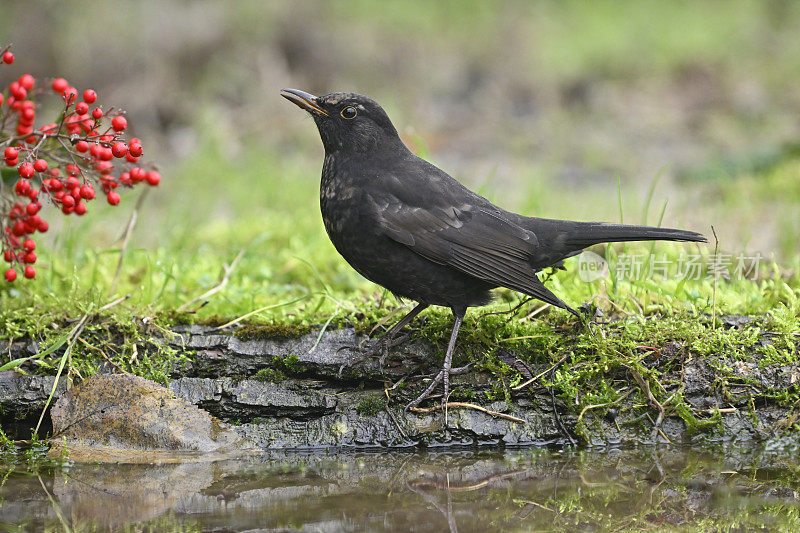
630,367,668,442
99,293,130,311
77,338,128,374
576,388,633,424
109,188,149,296
409,402,525,423
176,248,245,313
512,353,570,391
213,295,309,330
711,225,719,331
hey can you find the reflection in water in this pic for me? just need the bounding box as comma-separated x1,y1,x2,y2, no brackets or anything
2,445,800,531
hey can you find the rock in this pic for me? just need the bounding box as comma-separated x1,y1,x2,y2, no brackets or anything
0,370,67,437
49,373,258,462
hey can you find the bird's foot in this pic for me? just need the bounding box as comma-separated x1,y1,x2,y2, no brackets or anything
336,332,411,375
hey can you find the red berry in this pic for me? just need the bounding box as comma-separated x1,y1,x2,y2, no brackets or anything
26,202,40,216
24,266,35,279
80,184,95,200
128,143,143,157
5,158,18,167
63,87,77,103
145,171,161,186
4,147,18,159
111,142,127,158
66,177,80,189
2,52,14,64
62,195,75,208
76,140,89,153
91,107,103,120
83,89,97,103
38,220,49,232
19,74,35,91
95,161,113,174
74,202,87,215
111,116,128,131
22,252,36,264
3,250,13,263
99,147,113,161
14,180,30,196
18,162,34,178
46,179,63,192
52,78,68,93
9,82,26,100
33,159,48,172
23,239,35,251
107,191,121,205
75,101,89,115
4,269,16,282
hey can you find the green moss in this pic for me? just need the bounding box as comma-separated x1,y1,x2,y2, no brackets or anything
271,354,306,374
234,323,312,341
356,396,386,417
254,368,286,382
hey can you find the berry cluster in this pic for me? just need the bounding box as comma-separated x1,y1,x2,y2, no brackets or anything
1,45,160,282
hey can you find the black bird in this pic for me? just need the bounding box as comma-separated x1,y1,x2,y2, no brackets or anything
281,89,706,408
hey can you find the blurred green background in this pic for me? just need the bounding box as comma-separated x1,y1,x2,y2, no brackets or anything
1,0,799,320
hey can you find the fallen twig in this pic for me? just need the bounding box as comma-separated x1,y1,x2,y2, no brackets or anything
513,353,570,391
77,338,128,374
99,293,131,311
576,388,634,425
176,248,245,313
630,367,667,442
409,402,525,423
213,295,309,330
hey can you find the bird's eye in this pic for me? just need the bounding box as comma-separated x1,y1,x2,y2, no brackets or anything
340,106,357,119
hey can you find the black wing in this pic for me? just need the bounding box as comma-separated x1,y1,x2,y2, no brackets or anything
369,162,578,314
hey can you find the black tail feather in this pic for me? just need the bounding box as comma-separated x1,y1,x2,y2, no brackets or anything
564,223,707,249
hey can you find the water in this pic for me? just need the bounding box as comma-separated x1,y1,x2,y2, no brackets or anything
2,445,799,532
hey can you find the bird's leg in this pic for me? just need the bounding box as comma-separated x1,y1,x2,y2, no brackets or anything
407,310,464,410
338,302,429,372
374,302,430,355
441,313,463,406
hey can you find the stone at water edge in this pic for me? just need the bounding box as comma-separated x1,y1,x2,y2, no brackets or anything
49,373,258,463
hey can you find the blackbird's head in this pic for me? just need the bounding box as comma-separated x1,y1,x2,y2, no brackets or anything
281,89,402,154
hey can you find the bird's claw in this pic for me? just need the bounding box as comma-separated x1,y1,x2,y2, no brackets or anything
336,332,411,376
